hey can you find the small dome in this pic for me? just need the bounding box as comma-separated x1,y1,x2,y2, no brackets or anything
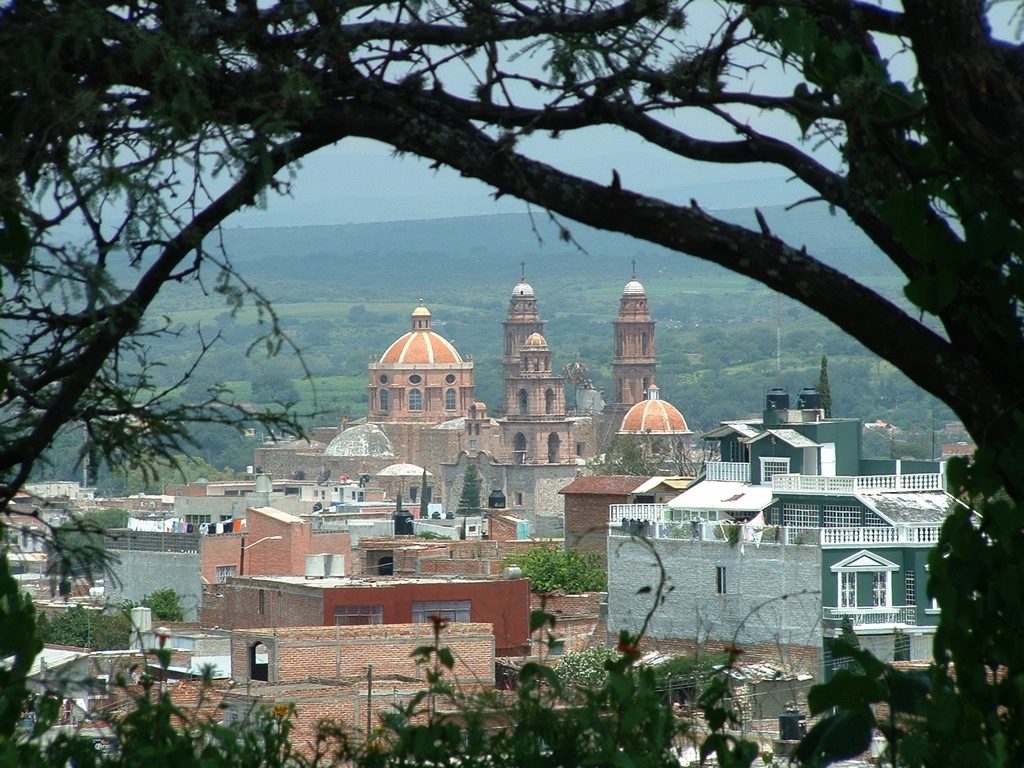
620,397,689,434
525,332,547,347
412,305,431,317
512,280,534,298
325,424,395,457
623,279,646,296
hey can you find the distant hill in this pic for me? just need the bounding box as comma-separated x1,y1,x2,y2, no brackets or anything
219,205,898,297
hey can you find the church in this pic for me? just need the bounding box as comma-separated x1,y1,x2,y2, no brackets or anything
254,270,691,535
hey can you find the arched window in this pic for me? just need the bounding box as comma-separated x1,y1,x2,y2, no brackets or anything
518,389,529,414
615,379,623,403
445,388,456,410
379,389,389,411
514,433,527,464
547,433,561,463
641,332,649,355
616,332,624,356
545,388,554,414
409,388,422,410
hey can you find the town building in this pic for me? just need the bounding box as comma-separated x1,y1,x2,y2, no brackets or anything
604,388,953,679
201,573,532,658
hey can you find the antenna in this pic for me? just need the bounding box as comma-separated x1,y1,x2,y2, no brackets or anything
775,293,782,388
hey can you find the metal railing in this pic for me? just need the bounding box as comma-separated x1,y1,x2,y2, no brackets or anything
824,605,918,627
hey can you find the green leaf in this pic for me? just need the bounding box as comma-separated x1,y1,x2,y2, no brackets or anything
791,708,874,766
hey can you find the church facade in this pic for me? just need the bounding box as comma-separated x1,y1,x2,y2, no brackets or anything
254,271,692,534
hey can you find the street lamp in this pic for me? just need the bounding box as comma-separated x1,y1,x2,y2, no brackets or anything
239,535,283,576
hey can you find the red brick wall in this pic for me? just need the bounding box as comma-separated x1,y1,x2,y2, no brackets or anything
205,577,532,657
564,493,623,564
229,623,495,685
200,534,243,584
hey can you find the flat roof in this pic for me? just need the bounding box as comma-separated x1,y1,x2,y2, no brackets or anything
235,574,522,589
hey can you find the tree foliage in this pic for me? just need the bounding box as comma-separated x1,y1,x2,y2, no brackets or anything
505,547,607,593
37,605,132,651
456,464,482,515
141,589,185,623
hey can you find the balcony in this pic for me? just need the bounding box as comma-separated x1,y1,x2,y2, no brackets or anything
824,605,919,628
772,473,944,494
609,503,668,524
705,461,750,482
819,525,942,546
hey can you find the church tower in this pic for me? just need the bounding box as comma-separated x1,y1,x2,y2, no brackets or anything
502,266,545,388
499,332,572,464
610,268,656,408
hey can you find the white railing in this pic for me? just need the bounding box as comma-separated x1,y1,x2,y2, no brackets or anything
772,473,944,494
820,526,942,546
705,462,751,482
609,504,668,524
824,605,918,627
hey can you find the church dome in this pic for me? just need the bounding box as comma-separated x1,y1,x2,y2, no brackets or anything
525,332,547,347
381,332,462,364
620,388,689,434
380,304,463,364
623,278,646,296
512,279,534,298
324,423,395,457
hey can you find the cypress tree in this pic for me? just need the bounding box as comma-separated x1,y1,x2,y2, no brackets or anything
457,463,482,515
818,354,833,418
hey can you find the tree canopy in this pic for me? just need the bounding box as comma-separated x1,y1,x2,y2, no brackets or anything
5,0,1024,764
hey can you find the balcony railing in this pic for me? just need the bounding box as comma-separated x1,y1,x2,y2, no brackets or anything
705,462,750,482
819,526,942,546
609,504,668,524
824,605,918,627
772,473,944,494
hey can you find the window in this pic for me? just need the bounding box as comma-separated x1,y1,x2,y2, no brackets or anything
379,374,388,383
783,503,819,528
864,512,888,527
760,457,790,484
727,440,748,463
379,389,389,411
334,605,384,626
409,374,422,384
258,589,266,616
716,566,727,594
445,388,456,410
547,432,560,463
518,389,528,414
576,442,585,457
513,433,527,464
445,374,456,384
872,571,890,607
409,388,422,410
514,492,524,506
469,439,477,450
905,570,916,605
186,514,212,525
413,600,471,624
823,505,861,528
545,388,554,414
839,572,857,608
216,565,237,583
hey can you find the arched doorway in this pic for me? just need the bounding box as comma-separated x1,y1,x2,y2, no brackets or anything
250,642,269,682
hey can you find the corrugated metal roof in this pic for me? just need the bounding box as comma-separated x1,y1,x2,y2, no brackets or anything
666,480,775,514
745,428,820,448
860,491,956,524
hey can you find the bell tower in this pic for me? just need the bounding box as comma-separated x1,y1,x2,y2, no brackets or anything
611,265,656,408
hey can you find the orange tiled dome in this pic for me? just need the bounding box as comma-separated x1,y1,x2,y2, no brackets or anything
381,331,462,364
525,332,547,347
620,387,689,434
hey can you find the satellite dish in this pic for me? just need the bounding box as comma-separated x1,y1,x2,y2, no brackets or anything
255,466,264,475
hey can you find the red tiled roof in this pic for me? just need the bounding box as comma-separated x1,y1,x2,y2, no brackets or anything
558,475,653,495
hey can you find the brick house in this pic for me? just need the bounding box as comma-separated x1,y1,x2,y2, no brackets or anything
202,574,531,658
